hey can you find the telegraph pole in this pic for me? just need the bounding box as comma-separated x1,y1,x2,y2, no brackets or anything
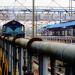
69,0,72,20
32,0,35,37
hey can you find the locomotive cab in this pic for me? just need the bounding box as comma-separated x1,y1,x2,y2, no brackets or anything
2,20,25,38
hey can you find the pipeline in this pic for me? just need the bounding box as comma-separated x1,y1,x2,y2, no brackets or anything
27,40,75,63
1,36,75,75
0,36,75,64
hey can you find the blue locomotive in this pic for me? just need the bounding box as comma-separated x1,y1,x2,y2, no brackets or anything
2,20,25,37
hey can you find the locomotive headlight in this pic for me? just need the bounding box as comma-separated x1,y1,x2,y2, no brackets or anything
21,26,24,31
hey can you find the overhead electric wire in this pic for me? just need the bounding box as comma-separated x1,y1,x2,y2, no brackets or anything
15,0,24,7
14,0,31,12
51,0,68,13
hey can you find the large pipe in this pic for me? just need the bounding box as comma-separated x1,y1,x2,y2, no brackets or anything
14,38,29,48
27,41,75,63
1,36,75,63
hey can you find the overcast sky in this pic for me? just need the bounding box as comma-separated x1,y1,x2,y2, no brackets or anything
0,0,75,7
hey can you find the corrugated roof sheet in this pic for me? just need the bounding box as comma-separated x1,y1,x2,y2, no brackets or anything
45,20,75,29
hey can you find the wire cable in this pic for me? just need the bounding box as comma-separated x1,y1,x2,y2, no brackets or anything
52,0,68,13
14,0,31,12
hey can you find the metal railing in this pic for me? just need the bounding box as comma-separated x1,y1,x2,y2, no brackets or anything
38,36,75,43
0,36,75,75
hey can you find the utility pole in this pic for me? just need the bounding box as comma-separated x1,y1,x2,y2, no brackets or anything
69,0,72,20
32,0,35,37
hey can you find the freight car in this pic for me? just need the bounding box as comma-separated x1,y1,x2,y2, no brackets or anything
2,20,25,37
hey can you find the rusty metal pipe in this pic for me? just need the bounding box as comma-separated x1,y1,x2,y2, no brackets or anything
27,41,75,63
1,36,75,63
15,38,29,48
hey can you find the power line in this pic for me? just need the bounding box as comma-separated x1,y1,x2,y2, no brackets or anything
51,0,71,13
14,0,31,12
52,0,64,8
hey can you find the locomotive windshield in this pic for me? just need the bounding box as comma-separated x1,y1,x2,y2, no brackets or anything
2,26,6,32
2,20,25,37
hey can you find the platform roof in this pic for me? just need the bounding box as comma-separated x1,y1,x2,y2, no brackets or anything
45,20,75,29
